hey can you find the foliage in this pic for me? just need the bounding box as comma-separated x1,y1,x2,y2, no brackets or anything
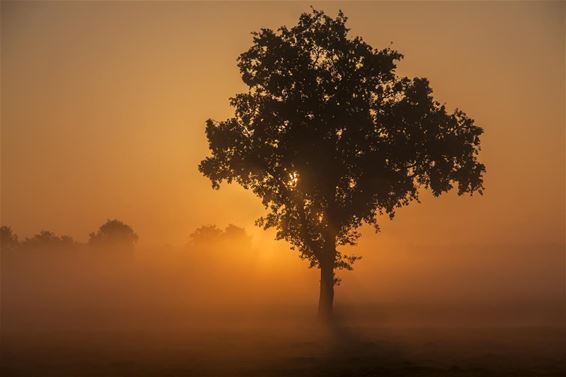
89,219,138,250
21,230,76,251
199,9,485,271
0,226,19,252
190,224,250,246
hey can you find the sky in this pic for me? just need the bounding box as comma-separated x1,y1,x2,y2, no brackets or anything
1,0,564,259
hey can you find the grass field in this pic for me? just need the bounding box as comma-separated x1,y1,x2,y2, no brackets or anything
2,319,564,377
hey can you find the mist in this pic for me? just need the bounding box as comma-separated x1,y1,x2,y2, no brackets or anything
2,224,564,376
3,226,563,331
1,1,564,376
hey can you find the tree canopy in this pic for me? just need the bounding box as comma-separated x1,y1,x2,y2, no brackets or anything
0,226,19,252
199,9,485,273
189,224,250,245
89,219,138,250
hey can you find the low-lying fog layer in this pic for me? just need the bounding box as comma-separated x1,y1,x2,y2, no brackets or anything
1,230,564,376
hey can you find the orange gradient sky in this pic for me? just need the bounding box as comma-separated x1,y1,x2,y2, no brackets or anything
1,1,564,255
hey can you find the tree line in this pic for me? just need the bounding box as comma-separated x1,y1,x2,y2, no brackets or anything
0,221,250,253
0,219,139,252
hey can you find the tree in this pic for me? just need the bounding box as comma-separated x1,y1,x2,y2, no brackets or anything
199,9,485,318
89,219,138,251
0,226,19,252
189,225,224,244
21,230,75,251
189,224,251,247
223,224,249,242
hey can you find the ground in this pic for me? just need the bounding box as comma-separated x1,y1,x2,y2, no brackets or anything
2,320,564,377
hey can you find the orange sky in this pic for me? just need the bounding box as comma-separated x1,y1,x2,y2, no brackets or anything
1,1,564,255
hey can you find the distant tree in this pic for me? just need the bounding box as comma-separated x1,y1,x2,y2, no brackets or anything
190,225,224,244
21,230,75,251
0,226,19,252
223,224,249,241
189,224,251,246
199,9,485,318
89,219,138,251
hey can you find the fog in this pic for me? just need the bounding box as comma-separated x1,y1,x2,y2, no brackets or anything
2,225,564,376
3,226,563,332
3,227,564,333
1,1,564,375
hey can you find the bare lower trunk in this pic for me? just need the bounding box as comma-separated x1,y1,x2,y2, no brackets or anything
318,260,334,320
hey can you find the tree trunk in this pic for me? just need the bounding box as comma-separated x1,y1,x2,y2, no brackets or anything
318,259,334,320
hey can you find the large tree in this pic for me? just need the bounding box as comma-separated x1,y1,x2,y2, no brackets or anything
199,9,485,318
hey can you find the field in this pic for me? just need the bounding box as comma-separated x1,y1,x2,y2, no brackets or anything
2,315,564,377
2,248,564,376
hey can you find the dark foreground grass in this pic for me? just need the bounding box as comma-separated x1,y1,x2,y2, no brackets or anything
1,323,564,377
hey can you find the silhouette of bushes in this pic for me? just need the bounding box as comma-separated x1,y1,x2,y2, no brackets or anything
0,219,138,253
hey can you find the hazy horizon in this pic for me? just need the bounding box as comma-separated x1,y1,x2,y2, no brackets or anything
1,2,564,376
2,1,564,248
2,0,564,311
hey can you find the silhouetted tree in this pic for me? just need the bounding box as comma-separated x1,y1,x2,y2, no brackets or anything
0,226,19,252
21,230,75,251
190,225,224,244
189,224,251,246
89,219,138,251
199,9,485,318
223,224,249,242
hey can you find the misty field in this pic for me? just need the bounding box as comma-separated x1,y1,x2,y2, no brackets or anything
1,241,564,377
2,2,565,377
2,319,565,377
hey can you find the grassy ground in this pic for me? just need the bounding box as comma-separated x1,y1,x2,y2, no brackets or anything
1,322,564,377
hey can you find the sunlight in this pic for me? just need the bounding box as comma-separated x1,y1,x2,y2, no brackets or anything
288,171,299,188
1,2,563,376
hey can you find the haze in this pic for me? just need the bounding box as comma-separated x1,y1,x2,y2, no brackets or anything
1,2,564,377
2,1,563,245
